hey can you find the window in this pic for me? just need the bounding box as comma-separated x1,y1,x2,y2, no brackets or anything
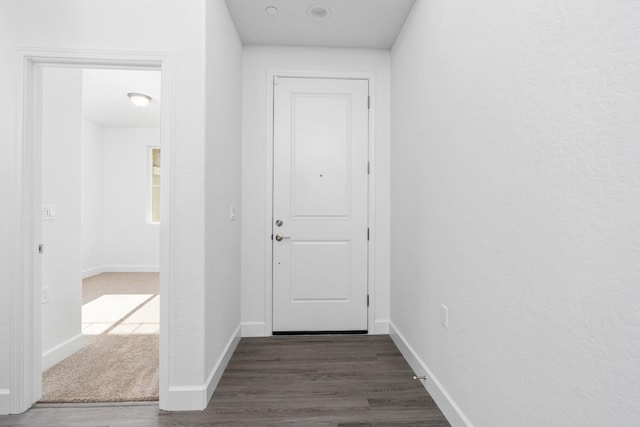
150,147,161,223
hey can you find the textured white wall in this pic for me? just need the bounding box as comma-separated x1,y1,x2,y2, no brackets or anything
390,1,640,426
204,0,243,395
41,67,83,364
0,0,220,411
241,45,391,335
102,127,160,271
81,119,104,276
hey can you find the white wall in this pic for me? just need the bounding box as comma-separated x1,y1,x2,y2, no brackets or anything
82,123,161,277
390,1,640,426
81,119,104,276
241,46,391,335
0,0,242,413
41,67,84,371
203,0,243,403
102,127,160,272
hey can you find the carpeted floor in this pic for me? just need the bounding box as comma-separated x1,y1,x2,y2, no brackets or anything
41,334,159,403
40,272,159,403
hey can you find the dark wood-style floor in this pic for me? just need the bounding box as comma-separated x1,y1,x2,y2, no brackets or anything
0,335,450,426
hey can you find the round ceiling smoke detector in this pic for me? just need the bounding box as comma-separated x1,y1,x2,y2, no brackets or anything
265,6,279,16
307,4,331,21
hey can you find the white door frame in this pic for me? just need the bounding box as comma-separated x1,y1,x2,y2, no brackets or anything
264,70,377,335
9,48,174,413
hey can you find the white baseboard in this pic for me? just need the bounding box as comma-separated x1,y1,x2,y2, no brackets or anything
42,333,84,371
0,389,10,415
103,265,160,273
373,319,389,334
83,265,160,279
82,266,105,279
164,324,241,411
163,384,207,411
389,322,473,427
242,320,386,336
241,321,266,337
205,324,241,403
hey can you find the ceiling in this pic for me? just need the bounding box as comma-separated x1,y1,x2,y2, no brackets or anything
225,0,416,49
83,69,161,128
82,1,415,127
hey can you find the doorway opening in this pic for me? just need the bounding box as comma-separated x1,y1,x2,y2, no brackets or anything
36,67,162,403
10,50,172,414
35,67,161,403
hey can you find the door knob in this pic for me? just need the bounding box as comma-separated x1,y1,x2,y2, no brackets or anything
275,234,290,242
275,219,283,227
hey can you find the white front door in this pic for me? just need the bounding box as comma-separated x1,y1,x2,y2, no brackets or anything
272,77,369,333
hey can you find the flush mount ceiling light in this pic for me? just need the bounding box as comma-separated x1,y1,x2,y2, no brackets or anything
265,6,279,16
127,92,152,107
307,4,331,21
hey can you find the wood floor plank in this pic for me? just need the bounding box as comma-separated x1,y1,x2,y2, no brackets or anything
0,335,450,426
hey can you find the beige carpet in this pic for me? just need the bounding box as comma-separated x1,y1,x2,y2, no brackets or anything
41,334,159,403
40,272,159,403
82,272,159,304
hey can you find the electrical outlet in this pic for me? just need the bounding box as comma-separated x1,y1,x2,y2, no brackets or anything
440,304,448,328
42,286,50,304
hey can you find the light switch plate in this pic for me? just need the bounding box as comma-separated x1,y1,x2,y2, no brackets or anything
440,304,448,328
42,204,56,220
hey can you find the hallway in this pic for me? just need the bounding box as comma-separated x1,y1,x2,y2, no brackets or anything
1,1,638,424
0,335,448,426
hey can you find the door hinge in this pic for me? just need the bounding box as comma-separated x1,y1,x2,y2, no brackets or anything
367,294,370,307
367,96,371,109
367,161,370,175
38,244,43,254
367,228,370,241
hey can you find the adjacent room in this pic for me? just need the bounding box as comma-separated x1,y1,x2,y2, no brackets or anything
38,67,161,403
1,0,638,426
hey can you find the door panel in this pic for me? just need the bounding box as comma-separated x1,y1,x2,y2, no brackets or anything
290,241,350,302
291,94,351,218
273,77,369,332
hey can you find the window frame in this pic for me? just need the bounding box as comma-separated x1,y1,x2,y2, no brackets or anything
149,146,161,224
